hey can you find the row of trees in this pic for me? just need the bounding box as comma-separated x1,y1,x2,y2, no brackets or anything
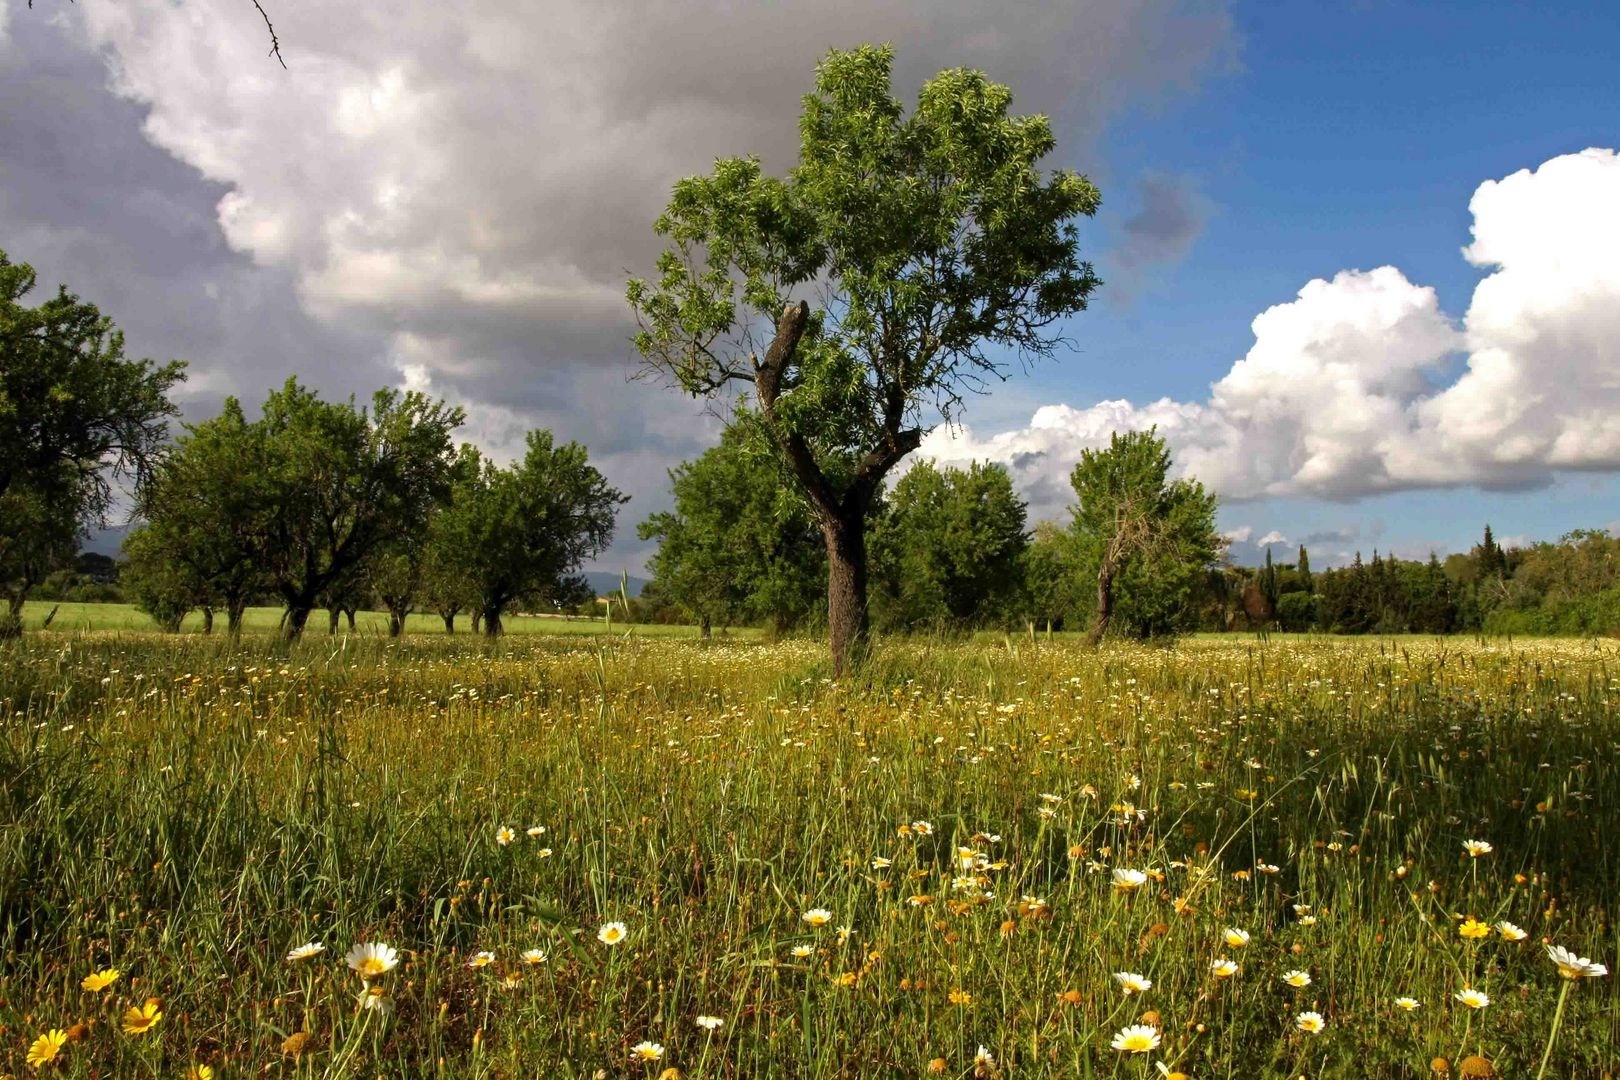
122,382,625,639
639,423,1225,639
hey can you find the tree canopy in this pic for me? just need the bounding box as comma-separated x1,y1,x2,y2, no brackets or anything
629,45,1101,673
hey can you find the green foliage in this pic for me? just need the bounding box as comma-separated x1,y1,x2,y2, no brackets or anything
0,248,184,632
629,45,1101,670
870,460,1028,632
1275,590,1319,632
1068,428,1221,640
638,416,824,633
432,433,626,635
120,525,201,632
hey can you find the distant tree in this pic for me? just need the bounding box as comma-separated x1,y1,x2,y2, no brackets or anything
1068,429,1221,644
122,524,203,632
249,379,463,640
870,460,1028,631
135,399,268,636
434,434,625,637
639,417,824,637
0,249,185,636
1023,520,1086,633
629,45,1101,674
1261,548,1280,614
1275,590,1318,632
1297,545,1313,594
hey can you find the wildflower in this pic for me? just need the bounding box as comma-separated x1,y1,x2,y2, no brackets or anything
1111,1024,1160,1053
361,985,394,1016
790,944,814,958
467,951,495,969
974,1045,996,1075
1112,868,1148,892
695,1015,724,1030
948,988,973,1005
282,1031,313,1057
346,942,400,979
1298,914,1318,926
1296,1011,1326,1034
631,1041,665,1061
1395,997,1421,1011
871,856,892,870
1114,971,1152,994
1211,958,1238,978
1546,944,1608,979
598,921,628,946
928,1059,948,1075
496,826,515,846
1223,927,1251,948
27,1029,67,1068
81,967,121,991
907,894,933,907
1495,921,1527,942
286,942,325,962
1463,840,1493,858
1454,988,1490,1009
122,998,162,1035
521,948,547,965
187,1067,214,1080
836,925,854,944
1458,918,1491,940
802,908,834,928
1282,969,1312,988
911,820,934,836
526,825,545,837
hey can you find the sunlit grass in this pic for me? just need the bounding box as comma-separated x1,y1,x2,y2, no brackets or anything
1,632,1615,1076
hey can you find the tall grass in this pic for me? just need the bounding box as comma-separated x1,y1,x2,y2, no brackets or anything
1,633,1615,1076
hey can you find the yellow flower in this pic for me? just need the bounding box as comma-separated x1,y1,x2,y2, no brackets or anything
1495,921,1527,942
1111,1024,1160,1053
948,988,973,1005
345,941,400,978
1223,927,1250,948
1211,958,1238,978
1114,971,1152,995
631,1040,665,1061
597,921,628,946
187,1066,215,1080
1395,996,1421,1011
1282,969,1312,988
1458,918,1491,940
81,967,121,992
1462,839,1493,858
122,998,163,1035
27,1029,68,1068
1546,944,1608,980
802,908,834,927
1296,1010,1326,1034
1455,987,1490,1009
466,950,495,969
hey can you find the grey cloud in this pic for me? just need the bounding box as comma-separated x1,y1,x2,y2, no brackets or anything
1114,172,1209,280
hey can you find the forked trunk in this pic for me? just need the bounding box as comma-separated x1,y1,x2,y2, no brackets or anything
201,606,214,635
441,612,456,634
227,600,247,638
823,510,870,677
345,608,357,631
482,607,503,638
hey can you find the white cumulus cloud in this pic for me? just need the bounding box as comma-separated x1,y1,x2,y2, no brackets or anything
922,148,1620,517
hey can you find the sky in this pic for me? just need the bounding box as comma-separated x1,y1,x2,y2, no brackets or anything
2,0,1617,573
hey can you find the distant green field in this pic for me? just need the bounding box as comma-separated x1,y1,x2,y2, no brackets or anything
18,601,758,638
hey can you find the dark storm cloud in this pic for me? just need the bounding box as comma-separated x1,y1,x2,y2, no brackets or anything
2,0,1240,568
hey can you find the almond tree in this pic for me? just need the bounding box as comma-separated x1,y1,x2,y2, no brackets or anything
630,46,1100,674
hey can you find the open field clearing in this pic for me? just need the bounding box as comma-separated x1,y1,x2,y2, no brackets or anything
2,634,1617,1077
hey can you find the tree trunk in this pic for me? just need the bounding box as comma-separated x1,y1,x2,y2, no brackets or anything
327,608,341,635
823,511,870,677
345,607,357,631
1086,559,1116,647
700,614,712,639
482,607,503,638
202,606,215,635
471,610,482,634
227,601,246,638
0,592,25,639
285,604,313,642
441,612,456,634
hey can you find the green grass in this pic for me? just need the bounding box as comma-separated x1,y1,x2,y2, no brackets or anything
1,632,1616,1077
18,600,756,638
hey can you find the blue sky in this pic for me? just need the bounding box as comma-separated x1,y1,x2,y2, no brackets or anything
983,0,1620,564
2,0,1617,572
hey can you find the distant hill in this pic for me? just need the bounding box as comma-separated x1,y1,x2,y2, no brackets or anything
585,571,647,598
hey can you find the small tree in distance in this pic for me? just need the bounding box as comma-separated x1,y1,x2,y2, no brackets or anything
629,45,1101,674
1069,428,1220,645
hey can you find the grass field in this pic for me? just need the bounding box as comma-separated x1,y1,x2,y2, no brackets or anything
1,631,1616,1077
16,601,753,638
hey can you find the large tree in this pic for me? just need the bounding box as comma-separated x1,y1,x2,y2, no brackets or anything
1,250,185,635
252,379,463,640
1069,428,1220,644
629,45,1100,674
639,415,825,636
433,433,625,637
870,460,1028,631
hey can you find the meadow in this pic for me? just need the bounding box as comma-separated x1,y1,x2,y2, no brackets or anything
1,631,1616,1078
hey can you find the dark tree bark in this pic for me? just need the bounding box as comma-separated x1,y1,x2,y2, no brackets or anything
344,607,356,631
327,608,341,635
1085,560,1116,647
227,599,247,638
470,610,482,635
285,603,313,641
823,511,870,673
440,612,456,634
699,613,712,639
201,606,215,635
481,606,503,638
